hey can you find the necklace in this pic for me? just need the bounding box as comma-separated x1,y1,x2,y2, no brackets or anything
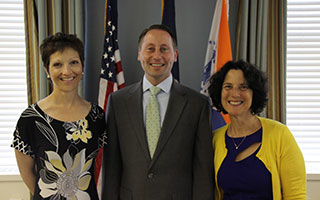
231,136,247,150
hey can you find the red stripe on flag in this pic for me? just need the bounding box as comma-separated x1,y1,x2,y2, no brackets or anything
94,148,103,184
103,81,115,111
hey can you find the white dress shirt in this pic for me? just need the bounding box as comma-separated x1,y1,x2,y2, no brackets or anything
142,74,172,127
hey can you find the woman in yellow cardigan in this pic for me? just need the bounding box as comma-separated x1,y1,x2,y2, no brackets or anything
209,60,306,199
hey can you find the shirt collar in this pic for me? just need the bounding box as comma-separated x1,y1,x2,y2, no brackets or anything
143,74,173,94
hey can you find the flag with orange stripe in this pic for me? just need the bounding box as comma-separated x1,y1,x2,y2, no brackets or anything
200,0,232,130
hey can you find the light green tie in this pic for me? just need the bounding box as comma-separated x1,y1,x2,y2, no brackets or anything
146,86,161,158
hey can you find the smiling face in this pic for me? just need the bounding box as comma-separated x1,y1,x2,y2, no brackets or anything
221,69,253,118
47,47,83,93
138,29,178,85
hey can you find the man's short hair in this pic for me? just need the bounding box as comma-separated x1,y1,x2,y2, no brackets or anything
138,24,177,50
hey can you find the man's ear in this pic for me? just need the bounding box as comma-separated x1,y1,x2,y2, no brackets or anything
137,50,141,61
174,49,178,62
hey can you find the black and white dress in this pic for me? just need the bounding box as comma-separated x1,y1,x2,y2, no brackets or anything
11,103,107,200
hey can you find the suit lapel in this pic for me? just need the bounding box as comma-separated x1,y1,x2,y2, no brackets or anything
126,82,151,162
151,81,187,165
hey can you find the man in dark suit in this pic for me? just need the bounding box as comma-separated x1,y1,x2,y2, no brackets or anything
102,24,214,200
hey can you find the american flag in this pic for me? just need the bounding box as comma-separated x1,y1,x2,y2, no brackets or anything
201,0,231,130
98,0,125,111
96,0,124,198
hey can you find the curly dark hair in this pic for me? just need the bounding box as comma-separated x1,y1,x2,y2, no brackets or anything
208,60,268,115
40,32,84,72
138,24,177,50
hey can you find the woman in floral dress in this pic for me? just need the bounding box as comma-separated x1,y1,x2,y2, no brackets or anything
11,32,107,199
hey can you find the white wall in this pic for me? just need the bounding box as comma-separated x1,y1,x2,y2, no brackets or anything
0,174,319,200
307,174,320,200
0,175,29,200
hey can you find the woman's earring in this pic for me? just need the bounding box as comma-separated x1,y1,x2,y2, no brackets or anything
47,74,50,79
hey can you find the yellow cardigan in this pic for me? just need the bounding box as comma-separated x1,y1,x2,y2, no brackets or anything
212,117,306,200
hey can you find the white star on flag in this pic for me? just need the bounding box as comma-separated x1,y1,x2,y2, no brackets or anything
108,71,113,78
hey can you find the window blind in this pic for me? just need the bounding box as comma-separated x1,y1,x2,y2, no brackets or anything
0,0,27,174
287,0,320,174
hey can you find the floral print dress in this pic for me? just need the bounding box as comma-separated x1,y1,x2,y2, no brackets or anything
11,103,107,200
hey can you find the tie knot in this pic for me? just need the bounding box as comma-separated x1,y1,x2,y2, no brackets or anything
150,86,161,96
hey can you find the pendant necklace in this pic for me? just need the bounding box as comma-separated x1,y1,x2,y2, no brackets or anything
231,136,247,150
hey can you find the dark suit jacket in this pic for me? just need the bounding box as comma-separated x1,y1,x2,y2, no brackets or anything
102,80,214,200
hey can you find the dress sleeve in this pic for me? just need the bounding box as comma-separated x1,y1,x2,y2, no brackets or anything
11,109,35,158
94,105,107,148
98,128,107,148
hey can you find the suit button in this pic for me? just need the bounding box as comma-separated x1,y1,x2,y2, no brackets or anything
148,173,154,179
